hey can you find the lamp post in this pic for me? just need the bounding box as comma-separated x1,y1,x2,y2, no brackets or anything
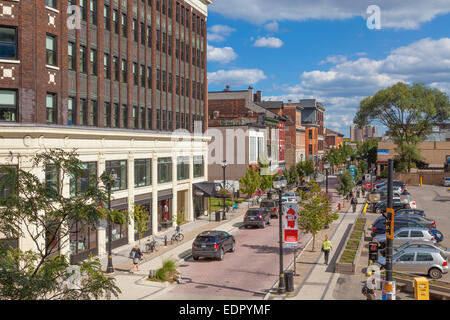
273,175,287,294
222,160,227,220
324,162,330,195
215,185,221,222
106,169,117,274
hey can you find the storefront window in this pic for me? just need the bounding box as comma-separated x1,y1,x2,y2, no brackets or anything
70,162,97,197
193,156,204,178
158,198,172,231
105,160,127,191
134,159,152,188
157,157,172,183
134,204,152,240
177,156,189,180
69,221,97,257
106,209,128,247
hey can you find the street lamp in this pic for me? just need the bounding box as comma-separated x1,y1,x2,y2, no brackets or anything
215,184,222,222
273,175,287,294
222,160,228,220
106,169,118,274
324,162,330,195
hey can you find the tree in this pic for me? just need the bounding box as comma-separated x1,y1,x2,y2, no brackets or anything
285,165,298,185
296,159,315,182
132,204,151,245
258,160,274,193
354,82,450,172
239,167,261,198
297,181,339,251
356,138,378,169
0,149,126,300
337,171,355,199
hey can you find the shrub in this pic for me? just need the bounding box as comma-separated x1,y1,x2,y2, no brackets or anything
155,268,169,281
162,259,177,273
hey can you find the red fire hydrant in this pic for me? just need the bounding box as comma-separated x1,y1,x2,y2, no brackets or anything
338,203,341,211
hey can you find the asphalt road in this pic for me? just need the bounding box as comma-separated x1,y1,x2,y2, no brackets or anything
154,218,312,300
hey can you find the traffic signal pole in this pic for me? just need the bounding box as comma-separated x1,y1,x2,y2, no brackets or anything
384,159,396,300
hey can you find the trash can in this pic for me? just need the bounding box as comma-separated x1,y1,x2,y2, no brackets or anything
285,271,294,292
215,210,222,222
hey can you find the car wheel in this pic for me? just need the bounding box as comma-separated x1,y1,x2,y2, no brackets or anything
217,248,224,261
193,256,199,261
429,268,442,279
230,241,236,252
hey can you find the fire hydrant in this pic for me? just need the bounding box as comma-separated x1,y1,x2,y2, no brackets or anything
338,203,342,211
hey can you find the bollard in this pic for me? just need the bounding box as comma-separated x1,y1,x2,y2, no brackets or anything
164,235,168,246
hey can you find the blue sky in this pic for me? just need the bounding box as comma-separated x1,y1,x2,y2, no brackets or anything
206,0,450,138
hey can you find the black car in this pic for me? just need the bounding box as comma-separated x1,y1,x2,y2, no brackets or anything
192,231,235,261
373,199,407,214
371,217,428,237
395,209,426,217
260,200,278,218
394,213,436,229
243,208,270,228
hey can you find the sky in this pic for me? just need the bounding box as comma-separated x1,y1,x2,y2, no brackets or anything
205,0,450,138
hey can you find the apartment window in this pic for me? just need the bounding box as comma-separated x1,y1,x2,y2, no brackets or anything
162,32,166,53
113,103,119,127
185,10,189,28
180,77,184,96
176,112,179,129
45,164,59,200
168,0,172,17
80,45,87,73
90,48,97,75
162,70,167,92
197,81,200,100
180,41,184,61
309,144,313,154
140,65,145,87
168,73,172,92
162,109,167,130
70,162,97,197
104,102,111,127
80,0,87,20
68,42,76,70
121,13,127,37
147,26,152,48
185,43,189,63
147,66,152,88
197,48,200,66
132,62,138,85
157,158,172,183
105,160,127,191
46,93,57,124
309,130,313,139
156,29,160,51
104,5,110,30
0,27,17,60
90,0,97,25
185,78,189,97
176,39,180,59
148,107,152,129
68,96,75,125
192,81,196,99
176,75,180,95
132,106,138,128
113,56,119,81
156,108,160,130
121,59,127,83
162,0,166,14
177,156,189,180
46,34,57,66
0,89,17,122
46,0,57,9
193,156,204,178
0,166,17,203
180,6,184,25
140,107,145,129
156,0,160,11
113,9,119,34
104,53,110,79
89,100,97,126
133,19,138,42
80,98,87,125
192,14,196,32
168,35,172,55
140,22,145,45
156,69,161,90
121,104,127,128
134,159,151,187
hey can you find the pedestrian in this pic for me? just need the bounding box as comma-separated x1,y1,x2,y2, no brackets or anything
351,196,358,213
129,244,143,273
233,202,238,212
321,235,332,265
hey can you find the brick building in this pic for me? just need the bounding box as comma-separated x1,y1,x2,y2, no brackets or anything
325,127,344,149
300,99,325,170
0,0,212,262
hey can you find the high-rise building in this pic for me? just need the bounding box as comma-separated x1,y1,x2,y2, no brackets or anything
0,0,212,263
350,126,378,142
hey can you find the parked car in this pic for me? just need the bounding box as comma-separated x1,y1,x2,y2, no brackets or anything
371,217,434,237
192,231,235,261
282,192,301,203
395,209,426,217
443,177,450,187
243,208,270,229
373,199,407,214
377,185,404,195
392,213,436,229
379,240,450,259
373,227,436,247
376,247,448,279
375,180,407,191
260,200,278,218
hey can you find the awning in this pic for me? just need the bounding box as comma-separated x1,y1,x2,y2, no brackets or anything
193,182,221,197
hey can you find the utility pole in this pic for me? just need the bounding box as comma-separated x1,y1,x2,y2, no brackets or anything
384,159,396,300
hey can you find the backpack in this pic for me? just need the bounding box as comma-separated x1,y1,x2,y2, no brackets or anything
361,285,369,295
129,249,135,259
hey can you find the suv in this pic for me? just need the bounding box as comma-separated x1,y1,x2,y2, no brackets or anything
394,213,436,229
243,208,270,229
260,200,278,218
373,227,436,247
379,240,449,259
192,231,235,261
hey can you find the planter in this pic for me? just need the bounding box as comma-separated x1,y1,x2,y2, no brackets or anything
335,216,367,274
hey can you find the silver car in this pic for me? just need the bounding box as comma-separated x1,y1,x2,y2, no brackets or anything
380,240,450,259
373,227,436,247
376,247,448,279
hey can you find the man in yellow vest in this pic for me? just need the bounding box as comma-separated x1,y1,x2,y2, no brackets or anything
322,235,333,265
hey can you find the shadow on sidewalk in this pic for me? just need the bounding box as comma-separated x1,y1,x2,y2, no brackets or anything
324,223,353,273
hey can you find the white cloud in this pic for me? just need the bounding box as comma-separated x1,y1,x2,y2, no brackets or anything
253,37,284,48
210,0,450,30
207,44,238,64
208,69,267,87
207,25,236,42
318,55,348,65
264,21,279,32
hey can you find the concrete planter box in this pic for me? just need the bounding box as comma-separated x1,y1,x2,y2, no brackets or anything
335,216,367,275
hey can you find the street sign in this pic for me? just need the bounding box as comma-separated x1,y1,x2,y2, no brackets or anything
283,202,299,245
385,208,395,240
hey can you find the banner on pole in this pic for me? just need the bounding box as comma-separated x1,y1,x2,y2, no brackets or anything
283,202,299,245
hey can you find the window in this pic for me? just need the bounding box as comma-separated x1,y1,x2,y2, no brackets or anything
121,13,127,37
104,5,110,30
121,104,127,128
416,253,433,262
90,0,97,25
158,158,172,183
90,48,97,75
397,231,409,238
156,69,161,90
176,75,180,95
185,78,189,97
133,19,138,42
181,41,185,61
140,107,145,129
168,73,172,92
46,93,57,123
113,9,119,34
132,62,138,85
140,22,145,45
80,45,87,73
140,65,145,87
121,59,127,82
46,34,57,66
0,89,17,122
134,159,152,187
80,98,87,125
162,70,167,91
0,166,17,203
411,231,424,237
185,43,189,62
193,156,204,178
397,253,415,262
192,81,196,99
113,56,119,81
104,53,110,79
80,0,87,20
89,100,97,126
180,6,184,25
132,106,138,128
68,96,75,125
46,0,57,9
177,157,189,181
309,130,313,139
113,103,119,128
147,107,152,129
176,3,179,22
70,162,97,197
156,108,160,130
308,144,312,154
147,66,152,88
250,137,257,162
45,164,59,199
105,160,127,191
156,29,160,51
162,32,166,53
104,102,111,127
147,25,152,48
180,76,184,96
68,42,76,70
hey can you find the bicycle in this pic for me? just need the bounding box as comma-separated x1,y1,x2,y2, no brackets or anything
171,228,184,244
145,236,161,252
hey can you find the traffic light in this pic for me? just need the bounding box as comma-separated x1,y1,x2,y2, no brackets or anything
385,208,395,240
368,241,379,263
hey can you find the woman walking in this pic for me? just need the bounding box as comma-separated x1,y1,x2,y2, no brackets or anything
129,245,143,273
321,236,332,265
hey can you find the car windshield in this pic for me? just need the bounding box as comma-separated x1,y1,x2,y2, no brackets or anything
260,202,274,208
246,210,260,216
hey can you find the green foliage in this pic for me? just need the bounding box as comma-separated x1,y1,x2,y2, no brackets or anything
154,259,177,281
133,204,151,244
296,159,315,180
285,165,298,185
162,259,177,273
356,138,378,168
297,181,339,250
155,268,169,281
0,149,125,300
337,171,355,197
239,167,261,197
